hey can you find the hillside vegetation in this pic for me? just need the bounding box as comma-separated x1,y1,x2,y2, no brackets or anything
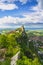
0,26,43,65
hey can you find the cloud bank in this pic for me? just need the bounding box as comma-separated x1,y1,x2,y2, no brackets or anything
0,11,43,25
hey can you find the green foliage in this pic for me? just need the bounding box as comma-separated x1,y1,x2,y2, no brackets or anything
0,58,10,65
29,41,35,53
5,45,13,57
17,56,41,65
32,58,41,65
0,34,8,48
7,34,17,47
0,29,20,59
17,56,31,65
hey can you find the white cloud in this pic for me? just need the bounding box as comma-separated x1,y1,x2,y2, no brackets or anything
0,0,28,4
0,0,43,26
32,0,43,11
0,0,43,28
0,0,17,3
0,0,30,11
29,0,43,24
0,9,43,28
0,16,17,24
23,11,43,23
38,0,43,10
19,0,28,4
0,10,43,25
0,3,18,10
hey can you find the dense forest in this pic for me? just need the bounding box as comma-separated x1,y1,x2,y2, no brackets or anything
0,26,43,65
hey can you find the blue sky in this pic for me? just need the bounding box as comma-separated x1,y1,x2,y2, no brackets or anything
0,0,43,28
0,0,37,17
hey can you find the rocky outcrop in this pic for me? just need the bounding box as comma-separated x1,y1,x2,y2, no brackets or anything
11,51,20,65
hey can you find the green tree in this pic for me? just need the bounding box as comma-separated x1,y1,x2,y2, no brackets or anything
17,56,32,65
0,34,8,48
32,58,41,65
8,34,17,47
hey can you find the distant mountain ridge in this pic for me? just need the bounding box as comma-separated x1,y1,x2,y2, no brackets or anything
0,23,43,31
1,22,43,26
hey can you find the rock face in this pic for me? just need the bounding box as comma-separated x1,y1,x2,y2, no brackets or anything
21,26,25,32
0,48,6,59
11,51,20,65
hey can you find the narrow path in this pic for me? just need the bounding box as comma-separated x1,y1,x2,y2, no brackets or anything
11,51,20,65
